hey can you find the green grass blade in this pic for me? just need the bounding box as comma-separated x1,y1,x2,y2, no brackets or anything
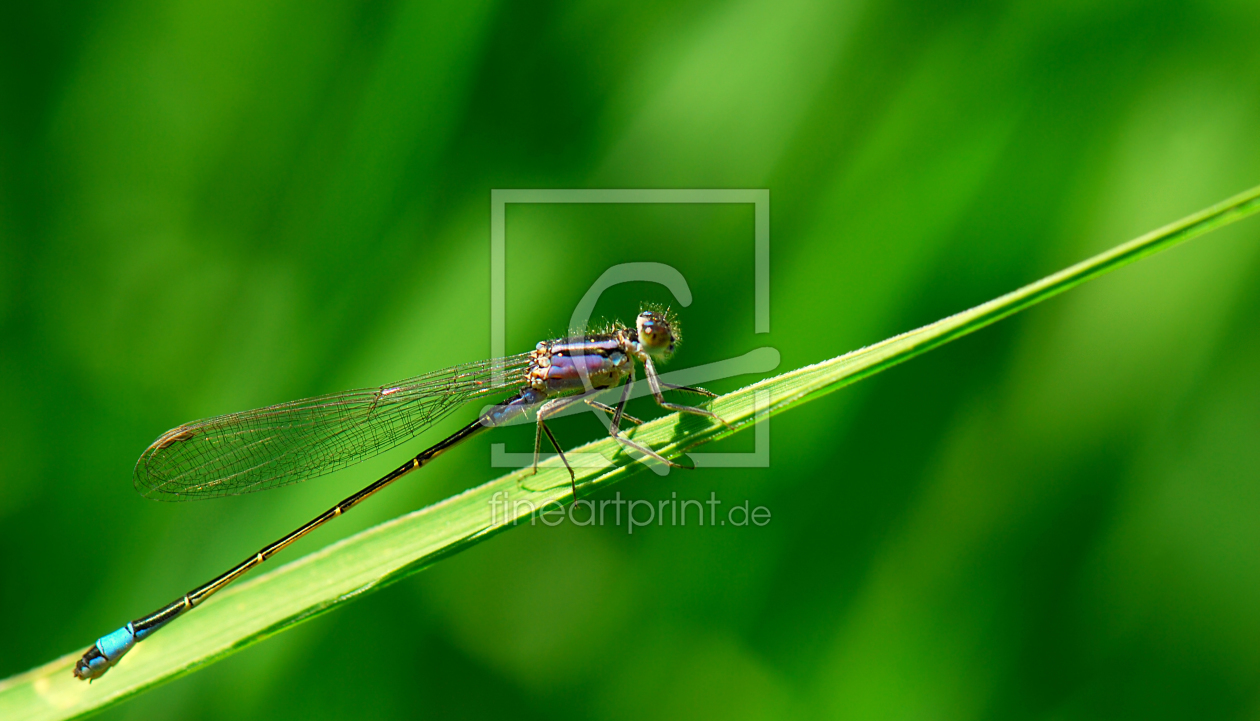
3,184,1259,721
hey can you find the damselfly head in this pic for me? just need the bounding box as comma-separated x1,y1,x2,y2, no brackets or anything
635,306,679,359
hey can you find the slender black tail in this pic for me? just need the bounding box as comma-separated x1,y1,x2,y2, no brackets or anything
74,416,492,681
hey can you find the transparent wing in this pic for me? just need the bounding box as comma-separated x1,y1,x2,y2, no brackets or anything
133,353,533,501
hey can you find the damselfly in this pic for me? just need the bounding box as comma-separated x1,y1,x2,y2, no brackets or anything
74,306,724,680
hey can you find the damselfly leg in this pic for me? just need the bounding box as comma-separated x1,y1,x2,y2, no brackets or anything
586,400,643,425
641,355,731,429
658,381,719,398
599,371,690,473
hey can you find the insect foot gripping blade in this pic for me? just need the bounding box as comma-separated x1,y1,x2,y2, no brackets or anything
73,623,137,680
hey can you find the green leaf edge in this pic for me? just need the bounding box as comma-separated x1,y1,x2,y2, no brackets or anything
3,184,1259,721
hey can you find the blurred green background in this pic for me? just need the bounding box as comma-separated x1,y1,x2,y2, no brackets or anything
3,0,1260,718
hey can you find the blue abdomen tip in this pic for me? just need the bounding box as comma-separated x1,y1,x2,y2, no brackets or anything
97,624,137,661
